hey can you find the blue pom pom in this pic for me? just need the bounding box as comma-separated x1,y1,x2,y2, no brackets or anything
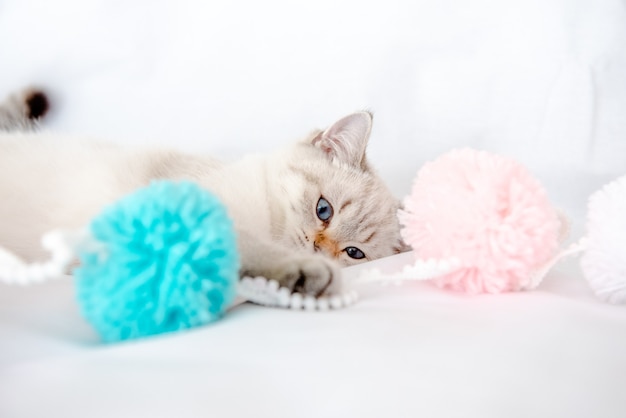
74,181,240,342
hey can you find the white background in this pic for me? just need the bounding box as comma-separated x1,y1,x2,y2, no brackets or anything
1,0,625,203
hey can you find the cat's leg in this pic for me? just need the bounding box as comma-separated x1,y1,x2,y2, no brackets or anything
237,229,341,296
0,88,49,132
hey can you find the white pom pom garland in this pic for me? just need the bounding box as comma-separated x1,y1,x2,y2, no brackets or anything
0,229,88,285
2,164,625,309
581,175,626,304
237,276,359,310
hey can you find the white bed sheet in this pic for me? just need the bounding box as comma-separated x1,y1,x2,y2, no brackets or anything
2,249,626,418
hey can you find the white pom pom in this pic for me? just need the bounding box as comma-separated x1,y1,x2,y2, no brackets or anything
317,297,330,311
290,293,303,310
303,295,317,311
580,175,626,304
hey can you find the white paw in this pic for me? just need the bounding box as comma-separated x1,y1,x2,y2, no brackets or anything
273,254,342,296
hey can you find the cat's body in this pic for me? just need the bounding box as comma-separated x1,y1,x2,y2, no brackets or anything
0,89,405,296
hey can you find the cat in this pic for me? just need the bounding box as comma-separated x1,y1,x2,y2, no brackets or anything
0,87,406,297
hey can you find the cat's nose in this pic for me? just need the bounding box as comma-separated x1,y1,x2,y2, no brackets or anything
314,233,341,258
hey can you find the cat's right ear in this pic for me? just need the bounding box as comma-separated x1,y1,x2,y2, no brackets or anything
311,112,373,169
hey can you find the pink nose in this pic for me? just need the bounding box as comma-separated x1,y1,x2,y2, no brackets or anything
314,232,341,258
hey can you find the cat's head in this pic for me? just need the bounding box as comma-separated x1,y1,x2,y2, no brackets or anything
274,111,409,266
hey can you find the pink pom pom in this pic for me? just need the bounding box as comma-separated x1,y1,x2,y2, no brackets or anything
398,149,561,294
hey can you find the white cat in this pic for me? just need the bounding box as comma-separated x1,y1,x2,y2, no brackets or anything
0,88,406,296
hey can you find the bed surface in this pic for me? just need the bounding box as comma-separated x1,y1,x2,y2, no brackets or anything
2,253,626,418
1,0,625,417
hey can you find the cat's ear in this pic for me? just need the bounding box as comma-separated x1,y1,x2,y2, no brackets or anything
311,111,372,169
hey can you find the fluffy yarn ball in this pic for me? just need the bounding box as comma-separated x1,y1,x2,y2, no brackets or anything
398,149,561,294
580,175,626,304
75,181,240,342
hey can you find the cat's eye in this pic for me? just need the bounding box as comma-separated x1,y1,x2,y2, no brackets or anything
345,246,365,260
316,197,333,222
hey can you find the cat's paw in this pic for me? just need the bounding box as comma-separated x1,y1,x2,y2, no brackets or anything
270,255,342,297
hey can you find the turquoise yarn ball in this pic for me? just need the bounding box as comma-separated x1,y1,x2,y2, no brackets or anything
74,181,240,342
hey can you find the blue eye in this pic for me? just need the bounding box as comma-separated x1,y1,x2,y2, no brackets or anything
345,246,365,260
316,197,333,222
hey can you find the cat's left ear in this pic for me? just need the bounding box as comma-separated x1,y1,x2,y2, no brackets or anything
311,111,372,169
